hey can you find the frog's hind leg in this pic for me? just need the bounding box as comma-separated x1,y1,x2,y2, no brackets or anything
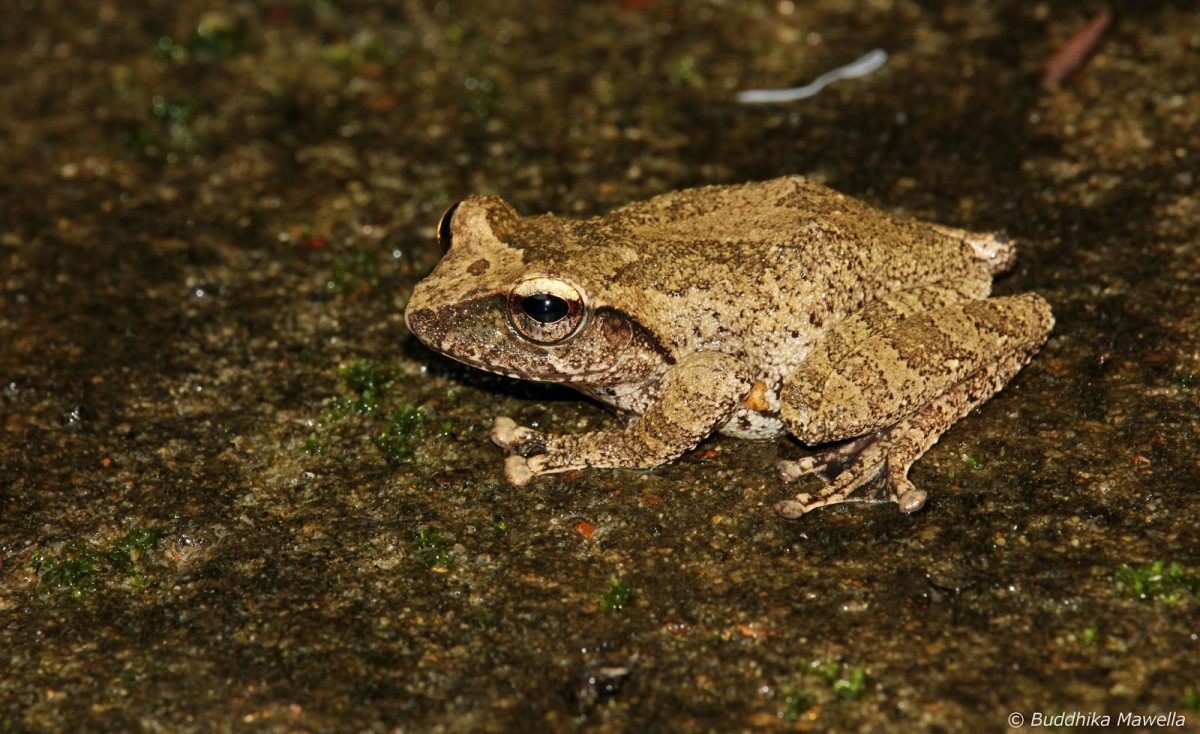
775,362,1018,517
775,292,1053,517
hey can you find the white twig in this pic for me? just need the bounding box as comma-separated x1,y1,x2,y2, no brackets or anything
736,48,888,104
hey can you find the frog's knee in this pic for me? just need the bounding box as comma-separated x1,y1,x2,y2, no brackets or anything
779,389,843,445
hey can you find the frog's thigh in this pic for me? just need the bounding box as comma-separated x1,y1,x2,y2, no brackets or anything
499,351,754,482
781,293,1054,443
775,354,1032,517
802,282,991,377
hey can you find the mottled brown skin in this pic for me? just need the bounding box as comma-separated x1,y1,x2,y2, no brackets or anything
404,176,1054,515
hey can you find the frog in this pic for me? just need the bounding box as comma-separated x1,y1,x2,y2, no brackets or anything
403,176,1053,516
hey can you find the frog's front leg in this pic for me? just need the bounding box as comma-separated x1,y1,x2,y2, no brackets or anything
491,351,755,485
775,292,1053,516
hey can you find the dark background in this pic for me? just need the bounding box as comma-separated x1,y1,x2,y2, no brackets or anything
2,1,1198,730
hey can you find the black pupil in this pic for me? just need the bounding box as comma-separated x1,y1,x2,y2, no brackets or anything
521,294,569,323
437,201,460,251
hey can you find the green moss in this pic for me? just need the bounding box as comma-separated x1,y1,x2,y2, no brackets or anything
339,358,399,398
1181,687,1200,712
809,660,866,697
33,526,166,593
1115,560,1199,603
948,446,1007,482
831,666,868,701
810,660,840,683
332,359,401,416
106,527,165,575
33,543,99,591
319,359,452,465
389,403,426,433
600,577,635,613
326,247,382,297
374,404,428,464
778,659,870,712
154,17,245,61
303,433,325,456
780,685,816,721
413,530,453,571
670,57,698,87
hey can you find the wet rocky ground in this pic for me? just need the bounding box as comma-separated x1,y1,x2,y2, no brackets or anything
2,1,1198,731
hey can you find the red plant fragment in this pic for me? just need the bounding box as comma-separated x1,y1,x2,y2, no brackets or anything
1042,10,1113,89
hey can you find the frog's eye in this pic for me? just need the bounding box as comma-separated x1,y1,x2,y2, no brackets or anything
509,277,586,344
521,294,569,323
436,201,461,253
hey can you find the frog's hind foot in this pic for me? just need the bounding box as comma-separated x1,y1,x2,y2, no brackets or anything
775,433,877,484
772,368,994,518
774,451,927,519
774,294,1053,518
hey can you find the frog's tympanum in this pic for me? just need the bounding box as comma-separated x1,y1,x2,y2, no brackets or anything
405,177,1053,516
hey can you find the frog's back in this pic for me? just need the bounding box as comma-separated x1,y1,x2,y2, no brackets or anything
594,176,987,321
604,176,972,282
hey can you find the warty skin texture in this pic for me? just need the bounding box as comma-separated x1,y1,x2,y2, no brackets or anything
405,176,1053,515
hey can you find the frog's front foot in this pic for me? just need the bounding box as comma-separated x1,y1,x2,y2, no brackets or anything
503,454,535,485
492,417,552,485
491,416,546,454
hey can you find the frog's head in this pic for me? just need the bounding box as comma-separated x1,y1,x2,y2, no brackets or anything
404,195,673,388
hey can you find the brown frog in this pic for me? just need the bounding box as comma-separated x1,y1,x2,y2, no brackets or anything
404,176,1053,516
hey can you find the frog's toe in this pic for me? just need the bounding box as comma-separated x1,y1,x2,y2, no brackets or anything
773,484,868,517
491,417,519,448
775,456,822,483
884,462,928,513
773,481,878,515
773,497,813,518
491,416,545,453
897,487,927,514
503,454,535,485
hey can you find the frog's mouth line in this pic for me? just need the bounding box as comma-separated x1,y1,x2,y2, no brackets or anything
461,360,638,390
407,313,623,384
406,294,676,386
444,346,628,384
